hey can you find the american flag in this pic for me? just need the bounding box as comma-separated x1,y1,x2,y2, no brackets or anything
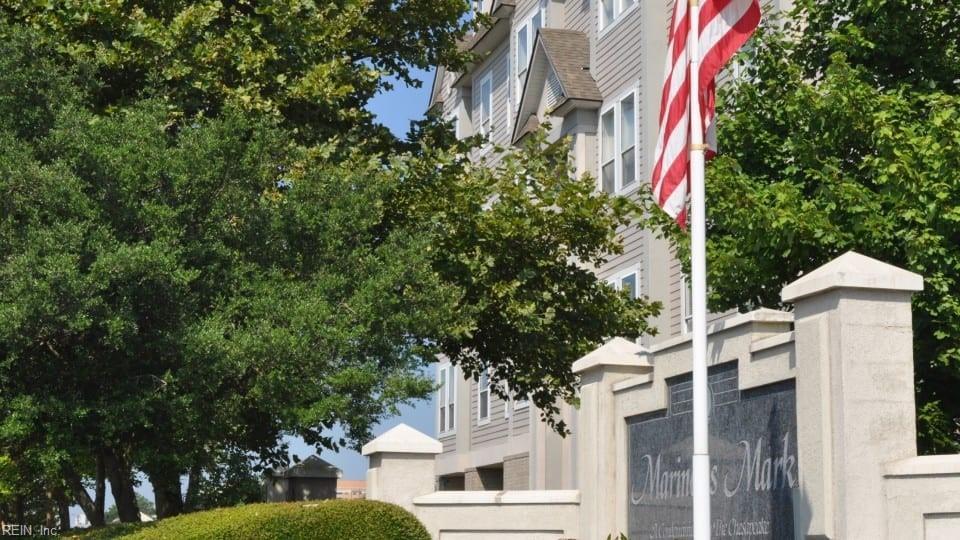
650,0,761,227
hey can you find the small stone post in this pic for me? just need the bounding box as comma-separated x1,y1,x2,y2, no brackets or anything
573,337,652,540
782,251,923,539
362,424,442,513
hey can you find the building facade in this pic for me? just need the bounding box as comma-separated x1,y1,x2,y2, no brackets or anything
428,0,792,493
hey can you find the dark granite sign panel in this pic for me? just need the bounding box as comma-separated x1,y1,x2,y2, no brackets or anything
628,363,798,539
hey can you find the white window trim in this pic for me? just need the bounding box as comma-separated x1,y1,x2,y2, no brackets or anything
474,70,494,152
438,363,457,436
477,369,491,426
597,86,640,195
681,273,693,335
447,106,461,140
598,0,640,37
607,266,642,300
514,1,548,111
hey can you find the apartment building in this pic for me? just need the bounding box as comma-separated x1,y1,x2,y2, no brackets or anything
428,0,789,493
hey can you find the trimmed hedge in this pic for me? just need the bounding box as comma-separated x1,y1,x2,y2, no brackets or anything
69,500,430,540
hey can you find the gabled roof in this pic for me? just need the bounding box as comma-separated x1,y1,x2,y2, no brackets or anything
490,0,517,18
512,29,601,142
537,29,603,103
514,114,540,144
269,455,341,479
427,66,447,112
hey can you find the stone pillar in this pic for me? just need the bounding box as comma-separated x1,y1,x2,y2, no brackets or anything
362,424,442,513
573,337,652,540
782,251,923,539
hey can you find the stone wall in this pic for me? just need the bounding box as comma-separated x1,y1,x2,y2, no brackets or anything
503,453,530,490
364,253,960,539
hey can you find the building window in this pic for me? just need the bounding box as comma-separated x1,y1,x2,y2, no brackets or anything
599,89,639,194
475,71,493,139
438,364,456,435
515,2,546,106
609,269,640,300
681,274,693,335
600,0,637,32
447,107,461,140
478,370,491,425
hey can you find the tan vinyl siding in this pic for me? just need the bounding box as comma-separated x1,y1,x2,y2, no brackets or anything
470,42,511,164
598,220,645,281
668,247,683,336
511,404,531,437
516,0,542,19
441,433,457,454
544,69,563,110
470,380,509,447
594,7,643,97
564,0,594,35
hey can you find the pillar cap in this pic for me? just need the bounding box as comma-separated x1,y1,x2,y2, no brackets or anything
781,251,923,303
572,337,650,375
361,423,442,456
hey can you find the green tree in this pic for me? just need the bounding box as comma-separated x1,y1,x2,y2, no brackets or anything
185,449,263,511
0,456,13,502
0,0,475,145
0,22,658,527
105,493,157,524
638,2,960,453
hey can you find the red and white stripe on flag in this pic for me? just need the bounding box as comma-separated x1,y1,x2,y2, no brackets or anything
650,0,761,227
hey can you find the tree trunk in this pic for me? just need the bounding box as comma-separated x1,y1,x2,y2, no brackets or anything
183,463,202,513
44,488,56,528
63,464,105,527
95,453,105,523
103,449,140,523
14,495,24,524
54,487,71,531
147,468,183,519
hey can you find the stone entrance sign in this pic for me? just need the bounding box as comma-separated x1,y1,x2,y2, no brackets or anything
628,363,798,539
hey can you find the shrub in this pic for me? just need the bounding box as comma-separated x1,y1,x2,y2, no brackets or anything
68,500,429,540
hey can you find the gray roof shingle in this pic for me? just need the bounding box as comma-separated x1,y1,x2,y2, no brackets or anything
536,29,601,103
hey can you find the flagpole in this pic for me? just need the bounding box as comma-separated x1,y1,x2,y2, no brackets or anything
687,0,711,539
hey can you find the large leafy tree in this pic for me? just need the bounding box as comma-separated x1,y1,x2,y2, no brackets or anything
0,6,658,526
640,1,960,453
0,0,475,145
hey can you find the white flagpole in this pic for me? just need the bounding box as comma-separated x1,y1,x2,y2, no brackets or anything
687,1,711,539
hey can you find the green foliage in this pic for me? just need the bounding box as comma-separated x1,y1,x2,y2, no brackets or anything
70,500,430,540
0,14,659,521
0,23,92,141
794,0,960,92
637,3,960,453
0,455,14,501
0,0,475,144
389,126,661,429
106,494,156,524
189,450,263,511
